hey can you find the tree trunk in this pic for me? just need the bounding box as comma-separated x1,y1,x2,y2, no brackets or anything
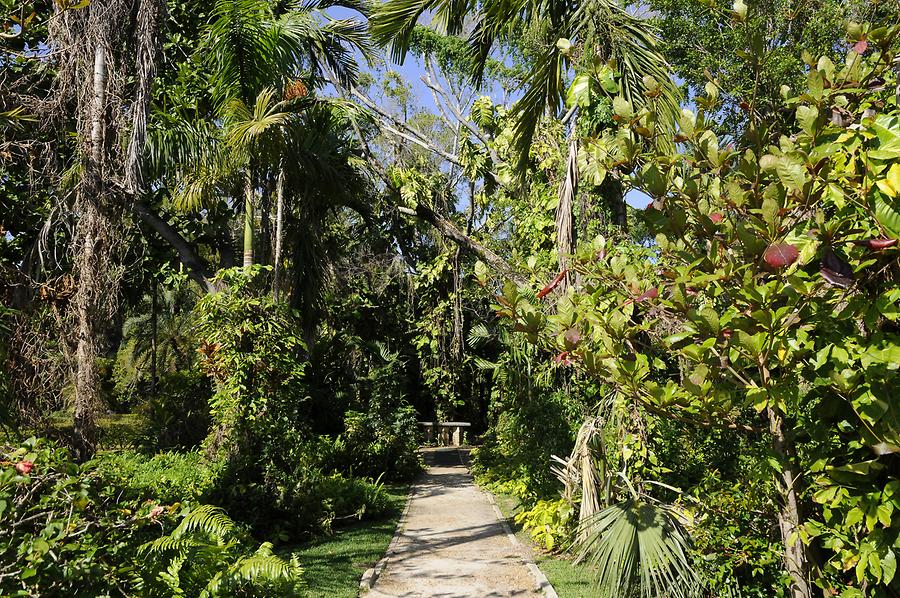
608,177,627,230
150,277,158,398
72,43,108,460
556,135,578,281
243,170,254,268
768,408,813,598
273,166,285,300
73,204,100,460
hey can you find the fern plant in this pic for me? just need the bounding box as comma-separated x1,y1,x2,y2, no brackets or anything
139,505,303,597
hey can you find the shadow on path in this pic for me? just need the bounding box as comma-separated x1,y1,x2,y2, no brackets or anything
365,448,540,598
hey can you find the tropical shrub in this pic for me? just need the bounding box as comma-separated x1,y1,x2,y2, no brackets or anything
495,25,900,596
0,437,176,595
514,497,577,552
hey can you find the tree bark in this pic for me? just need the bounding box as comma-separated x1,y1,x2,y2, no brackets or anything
243,170,254,268
556,134,578,285
273,166,285,300
72,43,108,460
768,408,813,598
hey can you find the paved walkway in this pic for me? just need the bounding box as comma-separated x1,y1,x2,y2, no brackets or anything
364,448,544,597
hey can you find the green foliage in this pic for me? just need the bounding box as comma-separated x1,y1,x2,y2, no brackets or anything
139,504,304,597
575,500,700,598
137,371,212,451
194,266,307,460
495,27,900,595
96,450,218,504
514,497,576,551
0,438,178,595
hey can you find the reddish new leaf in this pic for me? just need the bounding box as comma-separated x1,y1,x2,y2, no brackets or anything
710,212,724,224
537,269,568,299
15,460,33,475
763,243,799,269
852,39,868,54
552,351,573,366
623,287,659,306
854,238,898,250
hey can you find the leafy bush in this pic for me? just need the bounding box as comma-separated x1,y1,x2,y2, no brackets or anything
137,370,212,450
335,406,423,482
139,505,303,597
0,438,310,597
0,437,176,595
96,450,218,504
514,497,576,552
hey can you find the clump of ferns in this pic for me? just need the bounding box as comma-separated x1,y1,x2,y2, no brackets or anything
138,505,303,597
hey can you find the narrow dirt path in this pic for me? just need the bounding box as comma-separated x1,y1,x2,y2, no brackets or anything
363,448,545,598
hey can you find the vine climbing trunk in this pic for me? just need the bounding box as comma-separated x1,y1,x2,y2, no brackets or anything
768,408,813,598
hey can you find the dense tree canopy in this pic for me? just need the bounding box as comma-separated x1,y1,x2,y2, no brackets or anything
1,0,900,596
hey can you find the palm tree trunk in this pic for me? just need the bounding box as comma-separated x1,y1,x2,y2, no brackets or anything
556,132,578,288
150,277,158,398
73,43,107,460
273,166,285,299
243,170,254,268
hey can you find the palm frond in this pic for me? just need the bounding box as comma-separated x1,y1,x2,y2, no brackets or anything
575,500,701,598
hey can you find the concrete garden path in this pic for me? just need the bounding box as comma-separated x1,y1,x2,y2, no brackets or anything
362,448,552,598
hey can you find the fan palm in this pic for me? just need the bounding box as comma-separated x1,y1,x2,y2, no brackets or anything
370,0,679,171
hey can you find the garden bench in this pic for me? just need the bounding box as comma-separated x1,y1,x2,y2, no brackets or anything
418,421,471,446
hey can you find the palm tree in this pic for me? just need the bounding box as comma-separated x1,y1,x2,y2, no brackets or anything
371,0,679,171
193,0,370,269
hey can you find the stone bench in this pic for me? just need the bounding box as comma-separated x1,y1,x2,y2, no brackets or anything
418,421,472,446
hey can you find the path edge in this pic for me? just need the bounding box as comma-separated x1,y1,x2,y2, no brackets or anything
358,484,413,594
458,448,559,598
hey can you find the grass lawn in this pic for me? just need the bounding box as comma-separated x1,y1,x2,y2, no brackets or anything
291,484,408,597
492,493,595,598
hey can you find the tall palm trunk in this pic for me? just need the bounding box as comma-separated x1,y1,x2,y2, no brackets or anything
273,165,285,299
72,43,107,460
243,170,254,268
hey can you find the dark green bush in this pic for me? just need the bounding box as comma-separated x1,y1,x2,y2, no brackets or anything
137,370,212,450
334,405,423,482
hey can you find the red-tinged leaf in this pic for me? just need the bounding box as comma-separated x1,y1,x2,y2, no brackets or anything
710,212,724,224
15,460,33,475
623,287,659,306
739,101,751,111
537,269,568,299
564,328,582,347
763,243,799,269
552,351,573,365
852,39,868,54
721,329,732,340
854,238,899,250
